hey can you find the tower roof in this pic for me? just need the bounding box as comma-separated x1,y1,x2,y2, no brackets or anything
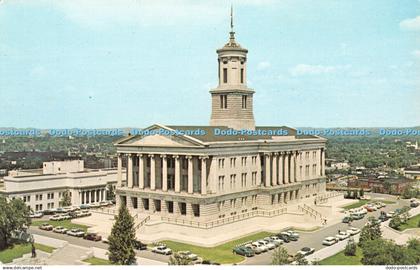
217,6,247,53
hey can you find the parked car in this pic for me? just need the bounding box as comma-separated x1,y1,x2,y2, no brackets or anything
178,250,199,260
263,237,281,247
276,233,290,243
79,204,91,209
42,209,57,215
151,245,172,255
387,211,395,218
67,229,85,237
60,214,72,220
269,236,284,245
251,241,268,252
132,240,147,250
258,240,275,250
39,223,53,231
244,244,262,254
347,227,361,235
102,238,109,244
232,246,254,257
322,236,338,246
410,201,419,208
279,231,298,241
29,211,44,218
336,231,350,241
342,216,353,223
350,213,365,220
81,210,91,217
286,230,300,239
49,214,64,221
296,247,315,256
53,226,68,234
84,233,102,241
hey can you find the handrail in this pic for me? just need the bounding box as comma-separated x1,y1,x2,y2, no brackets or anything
135,215,150,230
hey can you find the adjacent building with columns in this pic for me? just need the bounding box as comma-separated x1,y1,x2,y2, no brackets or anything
115,22,327,224
0,160,122,211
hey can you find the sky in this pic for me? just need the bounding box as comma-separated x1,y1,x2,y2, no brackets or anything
0,0,419,129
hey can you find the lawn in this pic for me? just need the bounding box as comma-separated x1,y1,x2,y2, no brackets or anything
319,248,363,265
83,257,113,265
163,231,273,264
343,199,395,210
0,243,55,263
398,214,420,231
32,219,89,232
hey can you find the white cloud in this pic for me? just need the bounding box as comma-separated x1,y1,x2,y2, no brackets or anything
257,61,271,70
9,0,275,29
400,16,420,31
289,64,350,76
412,50,420,59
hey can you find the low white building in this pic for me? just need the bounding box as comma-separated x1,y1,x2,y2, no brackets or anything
0,160,125,211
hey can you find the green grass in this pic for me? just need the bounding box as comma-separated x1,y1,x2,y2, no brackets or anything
32,220,89,232
83,257,113,265
343,199,395,210
398,214,420,231
319,248,363,265
163,231,273,264
0,243,55,263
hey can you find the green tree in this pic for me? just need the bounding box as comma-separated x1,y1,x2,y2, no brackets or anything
344,237,357,256
271,246,289,265
168,253,192,265
0,196,31,250
359,217,382,247
361,238,417,265
59,189,72,207
389,215,402,230
406,238,420,264
359,188,364,198
108,203,136,265
295,253,308,265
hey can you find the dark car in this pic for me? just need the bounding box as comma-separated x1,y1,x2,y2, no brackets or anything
201,260,220,265
410,201,419,208
83,233,102,241
342,216,353,223
276,234,290,243
297,247,315,256
42,209,56,215
132,240,147,250
233,246,254,257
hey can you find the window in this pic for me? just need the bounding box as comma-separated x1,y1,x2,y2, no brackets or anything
241,157,247,166
223,68,228,83
220,95,227,109
218,158,225,169
241,173,247,187
230,158,236,168
240,68,244,83
241,95,247,109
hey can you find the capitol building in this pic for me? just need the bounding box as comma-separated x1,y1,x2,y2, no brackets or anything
114,19,328,227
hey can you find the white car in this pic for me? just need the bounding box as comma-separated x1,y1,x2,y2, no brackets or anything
60,214,72,220
66,229,85,237
245,244,262,254
387,211,395,218
347,227,361,235
263,238,280,247
29,212,44,218
322,236,338,246
178,251,198,261
286,230,300,239
152,245,172,255
336,231,350,241
296,247,315,257
259,240,275,250
53,226,68,234
49,214,64,221
269,236,284,245
252,242,268,252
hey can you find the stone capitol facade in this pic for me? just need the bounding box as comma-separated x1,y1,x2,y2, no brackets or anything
115,20,327,226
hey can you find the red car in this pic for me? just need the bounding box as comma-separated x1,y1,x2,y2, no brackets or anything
83,233,102,241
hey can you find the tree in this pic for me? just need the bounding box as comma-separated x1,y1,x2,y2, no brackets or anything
359,217,382,247
389,215,402,230
168,253,192,265
59,189,72,207
406,238,420,264
361,238,417,265
106,184,116,202
344,237,357,256
271,246,289,265
359,188,364,198
0,196,31,250
295,253,308,265
108,203,136,265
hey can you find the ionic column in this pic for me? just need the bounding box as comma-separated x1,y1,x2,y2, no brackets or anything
117,154,122,187
272,153,278,186
81,191,85,204
161,155,168,192
187,156,193,194
174,155,180,193
284,153,289,184
200,156,208,195
91,190,95,203
256,154,262,186
279,153,284,185
264,153,271,187
291,152,296,183
149,154,156,190
138,154,144,189
127,154,133,188
295,152,300,181
85,191,89,204
321,149,325,176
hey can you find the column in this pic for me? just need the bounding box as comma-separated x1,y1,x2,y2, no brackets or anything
127,154,133,188
81,191,85,204
264,153,271,187
174,155,180,193
138,154,144,189
117,154,122,187
272,153,278,186
321,149,325,176
256,154,262,186
150,155,155,190
296,152,300,181
279,153,284,185
85,191,89,204
187,156,193,194
284,153,289,184
91,190,95,203
161,155,168,191
291,152,295,183
201,157,207,195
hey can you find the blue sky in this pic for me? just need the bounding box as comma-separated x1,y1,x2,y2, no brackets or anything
0,0,419,128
